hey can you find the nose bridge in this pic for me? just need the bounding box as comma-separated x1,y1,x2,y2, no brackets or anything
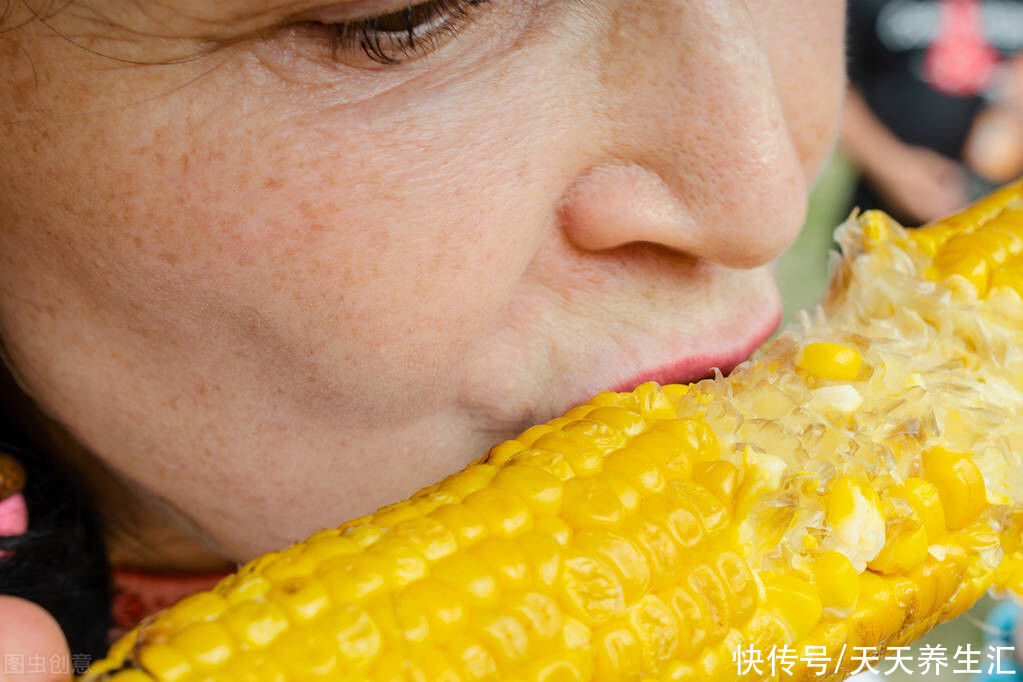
586,1,808,265
599,2,789,177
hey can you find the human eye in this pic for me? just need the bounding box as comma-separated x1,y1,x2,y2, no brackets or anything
298,0,494,66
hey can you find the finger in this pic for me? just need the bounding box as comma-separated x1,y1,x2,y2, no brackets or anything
0,596,71,682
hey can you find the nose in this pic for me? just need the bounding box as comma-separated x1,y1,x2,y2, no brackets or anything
558,2,808,269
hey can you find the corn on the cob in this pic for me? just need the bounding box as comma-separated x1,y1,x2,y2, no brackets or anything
82,181,1023,682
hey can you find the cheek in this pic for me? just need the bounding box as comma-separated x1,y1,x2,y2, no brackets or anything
751,0,847,181
3,53,580,415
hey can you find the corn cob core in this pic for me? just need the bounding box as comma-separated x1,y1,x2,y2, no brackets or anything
82,182,1023,682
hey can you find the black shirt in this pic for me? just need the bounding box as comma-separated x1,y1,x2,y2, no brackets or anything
846,0,1023,215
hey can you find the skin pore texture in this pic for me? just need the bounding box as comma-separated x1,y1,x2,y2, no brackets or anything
0,2,846,655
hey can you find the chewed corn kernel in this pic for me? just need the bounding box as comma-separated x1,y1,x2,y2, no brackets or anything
85,183,1023,682
826,476,886,570
796,342,863,381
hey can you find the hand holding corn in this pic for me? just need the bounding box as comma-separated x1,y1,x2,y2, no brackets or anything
82,182,1023,682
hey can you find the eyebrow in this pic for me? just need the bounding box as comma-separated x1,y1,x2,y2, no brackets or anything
56,0,350,44
155,0,351,23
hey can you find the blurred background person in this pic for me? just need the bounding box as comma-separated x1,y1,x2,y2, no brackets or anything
843,0,1023,225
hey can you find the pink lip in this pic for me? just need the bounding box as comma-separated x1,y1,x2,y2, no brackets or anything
610,307,781,393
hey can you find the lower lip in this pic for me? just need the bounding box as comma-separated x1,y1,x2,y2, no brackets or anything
610,307,782,393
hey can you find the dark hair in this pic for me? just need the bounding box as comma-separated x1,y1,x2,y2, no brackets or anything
0,361,112,661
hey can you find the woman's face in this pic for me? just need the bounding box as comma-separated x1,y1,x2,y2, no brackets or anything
0,1,846,560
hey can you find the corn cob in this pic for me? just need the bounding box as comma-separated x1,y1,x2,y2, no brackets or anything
81,181,1023,682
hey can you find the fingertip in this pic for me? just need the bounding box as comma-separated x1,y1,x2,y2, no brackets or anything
0,596,70,682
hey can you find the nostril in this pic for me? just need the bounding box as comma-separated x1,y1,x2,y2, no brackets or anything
557,157,808,269
557,162,679,251
557,161,694,254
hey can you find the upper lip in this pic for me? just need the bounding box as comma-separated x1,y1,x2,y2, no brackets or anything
609,305,782,394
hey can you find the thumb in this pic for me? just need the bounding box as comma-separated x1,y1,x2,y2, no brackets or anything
0,596,71,682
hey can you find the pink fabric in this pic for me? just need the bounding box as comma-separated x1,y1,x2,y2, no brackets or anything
0,493,27,536
0,493,27,559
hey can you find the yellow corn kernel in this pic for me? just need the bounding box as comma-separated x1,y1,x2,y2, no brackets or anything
809,551,860,612
633,381,678,420
372,500,421,528
407,647,462,682
991,265,1023,297
602,447,667,494
491,465,564,517
911,221,960,255
388,516,458,562
135,645,193,682
476,610,531,667
626,517,684,591
159,591,229,630
268,576,330,623
573,530,651,602
902,477,947,540
558,547,626,626
222,600,289,648
654,418,722,464
433,552,500,609
660,585,709,659
440,464,499,499
683,564,731,646
604,471,642,515
627,594,680,671
318,553,385,604
594,626,644,682
586,406,647,436
640,490,707,550
429,501,488,547
169,620,235,668
222,573,270,606
269,627,339,678
507,592,563,643
397,578,466,645
516,423,556,448
363,537,428,589
868,519,929,574
447,633,499,680
715,552,758,624
486,439,527,466
471,537,532,591
532,516,572,547
760,572,824,642
928,247,991,296
922,446,987,529
692,460,739,513
861,209,892,245
662,383,691,402
515,531,564,593
562,475,626,530
796,342,863,381
325,604,383,670
629,429,694,480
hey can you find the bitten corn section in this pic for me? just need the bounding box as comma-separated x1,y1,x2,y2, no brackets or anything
82,181,1023,682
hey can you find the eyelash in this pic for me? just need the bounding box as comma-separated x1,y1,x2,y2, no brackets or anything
323,0,492,65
